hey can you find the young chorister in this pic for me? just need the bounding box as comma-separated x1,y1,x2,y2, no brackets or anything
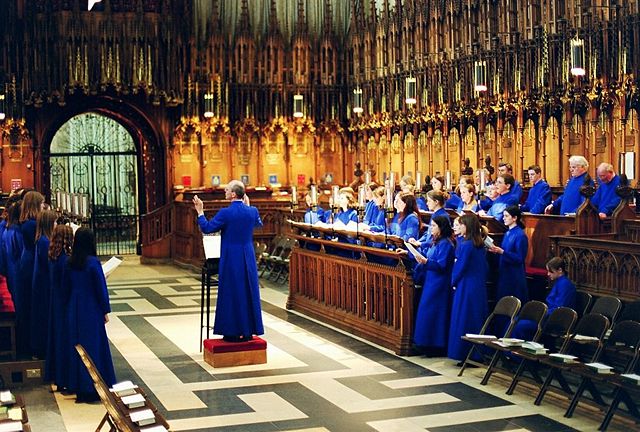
30,209,58,358
45,224,74,391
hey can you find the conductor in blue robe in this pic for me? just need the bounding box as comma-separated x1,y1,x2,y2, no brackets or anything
546,155,594,215
194,180,264,341
66,227,116,402
448,214,488,362
591,163,622,219
413,216,455,353
45,224,74,390
488,206,529,303
520,165,551,214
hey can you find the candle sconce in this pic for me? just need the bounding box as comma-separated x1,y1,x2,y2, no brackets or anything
290,186,298,216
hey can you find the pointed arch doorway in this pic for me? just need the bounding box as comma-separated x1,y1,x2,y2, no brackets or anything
47,113,140,255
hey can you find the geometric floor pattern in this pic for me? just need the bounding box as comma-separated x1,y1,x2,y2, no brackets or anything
22,258,628,431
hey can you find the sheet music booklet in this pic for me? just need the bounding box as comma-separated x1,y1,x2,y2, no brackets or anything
102,256,123,278
203,233,222,259
404,242,426,261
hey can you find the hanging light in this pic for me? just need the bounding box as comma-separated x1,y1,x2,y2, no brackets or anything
405,76,417,105
293,94,304,118
0,93,5,121
203,93,214,118
353,87,363,114
474,61,488,92
570,37,586,77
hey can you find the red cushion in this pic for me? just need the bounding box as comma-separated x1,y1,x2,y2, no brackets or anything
526,266,547,278
203,337,267,354
0,276,14,313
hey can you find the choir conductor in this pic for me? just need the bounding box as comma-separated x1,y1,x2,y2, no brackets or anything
193,180,264,342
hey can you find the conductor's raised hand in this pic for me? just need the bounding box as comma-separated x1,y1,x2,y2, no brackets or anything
243,194,251,206
193,195,204,215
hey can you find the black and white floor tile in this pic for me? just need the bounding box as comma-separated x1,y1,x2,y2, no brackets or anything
22,260,630,431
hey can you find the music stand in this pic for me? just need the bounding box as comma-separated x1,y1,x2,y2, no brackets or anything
200,234,221,351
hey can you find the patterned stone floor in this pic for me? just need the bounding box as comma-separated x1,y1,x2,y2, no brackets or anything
19,258,633,431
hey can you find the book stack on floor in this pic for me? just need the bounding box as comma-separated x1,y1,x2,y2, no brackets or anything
203,337,267,368
110,381,170,431
0,391,30,432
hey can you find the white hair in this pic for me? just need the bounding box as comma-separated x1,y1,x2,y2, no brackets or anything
569,155,589,169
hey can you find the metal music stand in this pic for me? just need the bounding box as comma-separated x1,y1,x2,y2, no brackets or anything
200,234,221,351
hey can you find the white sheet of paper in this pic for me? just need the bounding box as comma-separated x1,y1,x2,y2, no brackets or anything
102,256,123,278
483,235,494,248
203,235,221,259
69,222,81,234
404,242,426,261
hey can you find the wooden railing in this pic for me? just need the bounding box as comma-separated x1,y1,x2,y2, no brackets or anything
287,228,415,355
140,202,174,259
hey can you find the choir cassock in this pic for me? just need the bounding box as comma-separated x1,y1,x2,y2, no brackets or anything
416,208,451,246
45,252,70,389
2,224,23,298
303,207,325,224
591,174,622,216
0,219,6,277
30,234,51,357
495,225,529,303
66,256,116,398
551,172,594,214
390,213,420,242
416,196,428,211
486,193,519,222
447,239,488,361
511,181,523,202
413,238,455,349
17,218,37,354
363,202,385,232
445,193,461,210
520,179,552,214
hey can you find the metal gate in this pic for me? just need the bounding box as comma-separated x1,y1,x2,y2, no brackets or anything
47,113,139,255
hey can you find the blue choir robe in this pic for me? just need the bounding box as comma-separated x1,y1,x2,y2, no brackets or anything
197,201,264,337
512,274,577,340
445,193,462,210
364,204,385,232
456,201,479,213
30,235,51,357
363,200,376,222
413,239,455,348
591,175,622,216
486,193,520,222
496,226,529,303
0,220,6,277
552,172,594,214
66,256,116,395
416,196,428,211
2,225,23,299
479,196,493,211
45,253,70,388
17,218,36,355
521,179,552,214
512,181,523,202
390,213,420,242
416,208,451,246
448,239,488,361
304,207,325,224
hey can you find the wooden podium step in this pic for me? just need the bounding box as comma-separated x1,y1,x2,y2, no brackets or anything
203,337,267,368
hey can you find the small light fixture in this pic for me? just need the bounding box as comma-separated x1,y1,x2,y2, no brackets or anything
405,76,417,105
293,94,304,118
570,36,586,77
0,94,5,121
474,61,488,92
203,93,214,118
353,87,363,114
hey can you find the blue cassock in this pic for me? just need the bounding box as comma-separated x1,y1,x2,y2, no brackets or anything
364,203,385,232
45,253,70,388
304,207,325,224
0,220,6,277
414,239,455,348
478,196,493,211
417,208,451,246
456,202,479,213
30,235,51,357
511,181,523,202
445,193,462,210
512,274,577,340
591,175,622,216
390,213,420,241
66,256,116,395
552,172,594,214
487,193,520,222
416,196,428,211
448,239,488,361
197,200,264,337
521,179,552,214
2,224,23,298
16,218,37,354
496,226,529,303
